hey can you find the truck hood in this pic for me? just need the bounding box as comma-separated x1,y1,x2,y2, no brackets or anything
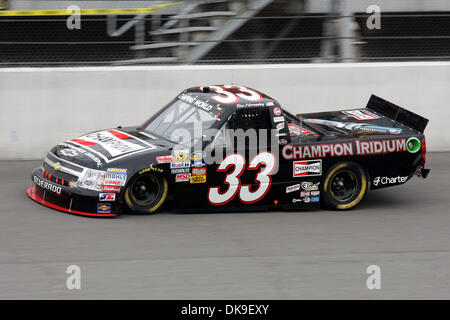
49,127,172,169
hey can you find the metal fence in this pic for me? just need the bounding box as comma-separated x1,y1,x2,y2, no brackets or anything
1,1,450,66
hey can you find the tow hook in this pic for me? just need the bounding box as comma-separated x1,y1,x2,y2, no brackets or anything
415,166,430,178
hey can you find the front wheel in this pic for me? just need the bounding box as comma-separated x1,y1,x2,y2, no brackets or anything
124,172,169,214
322,162,368,210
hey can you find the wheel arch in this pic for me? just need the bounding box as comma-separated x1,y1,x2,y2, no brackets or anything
321,160,369,210
122,163,172,214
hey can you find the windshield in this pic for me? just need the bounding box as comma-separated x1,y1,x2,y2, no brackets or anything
141,98,218,147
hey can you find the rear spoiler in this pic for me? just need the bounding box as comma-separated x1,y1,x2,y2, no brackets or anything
366,95,429,133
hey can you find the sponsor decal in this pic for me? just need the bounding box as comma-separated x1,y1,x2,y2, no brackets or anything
279,139,288,145
273,107,281,116
171,149,190,169
171,168,190,174
301,181,320,191
191,152,204,161
191,151,206,167
293,159,322,177
170,161,190,169
355,139,406,155
286,184,300,193
343,109,380,120
139,163,163,175
292,198,302,203
237,102,265,108
288,123,318,137
178,93,214,111
273,116,285,123
33,175,62,195
103,168,127,186
173,149,189,162
70,130,155,162
300,190,319,203
175,173,191,182
276,122,285,131
372,176,408,186
192,160,206,168
192,167,207,176
282,139,406,160
101,185,121,193
97,203,111,214
106,168,127,173
283,142,354,160
276,133,287,137
190,175,206,184
156,155,172,164
300,191,310,197
288,123,301,136
99,193,116,201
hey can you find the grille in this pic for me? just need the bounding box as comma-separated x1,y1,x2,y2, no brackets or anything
42,162,79,187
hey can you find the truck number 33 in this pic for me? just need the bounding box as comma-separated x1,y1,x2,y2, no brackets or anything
208,152,277,205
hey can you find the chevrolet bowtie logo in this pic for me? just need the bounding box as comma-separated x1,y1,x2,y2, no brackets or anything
52,162,62,171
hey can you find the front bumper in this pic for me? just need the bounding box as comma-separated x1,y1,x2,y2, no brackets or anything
26,168,119,218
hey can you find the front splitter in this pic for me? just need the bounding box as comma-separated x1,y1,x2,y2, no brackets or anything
26,186,117,218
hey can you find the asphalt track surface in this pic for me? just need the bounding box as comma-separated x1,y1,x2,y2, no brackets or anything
0,153,449,299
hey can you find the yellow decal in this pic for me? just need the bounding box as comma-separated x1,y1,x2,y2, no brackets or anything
190,175,206,184
0,3,183,16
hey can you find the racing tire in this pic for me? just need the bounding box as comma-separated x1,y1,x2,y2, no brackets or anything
321,162,367,210
124,172,169,214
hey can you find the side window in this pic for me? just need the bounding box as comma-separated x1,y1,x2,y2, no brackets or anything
229,107,271,131
210,122,231,148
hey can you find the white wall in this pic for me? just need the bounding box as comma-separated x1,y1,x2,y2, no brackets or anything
0,62,449,160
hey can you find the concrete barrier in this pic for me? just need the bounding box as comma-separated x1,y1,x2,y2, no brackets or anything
0,62,449,159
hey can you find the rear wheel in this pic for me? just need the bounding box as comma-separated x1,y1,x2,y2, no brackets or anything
322,162,367,210
124,172,169,214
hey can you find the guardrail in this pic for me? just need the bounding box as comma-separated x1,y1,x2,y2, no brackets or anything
0,62,448,159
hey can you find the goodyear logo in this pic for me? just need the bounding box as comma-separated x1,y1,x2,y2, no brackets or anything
97,203,111,214
139,163,163,175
